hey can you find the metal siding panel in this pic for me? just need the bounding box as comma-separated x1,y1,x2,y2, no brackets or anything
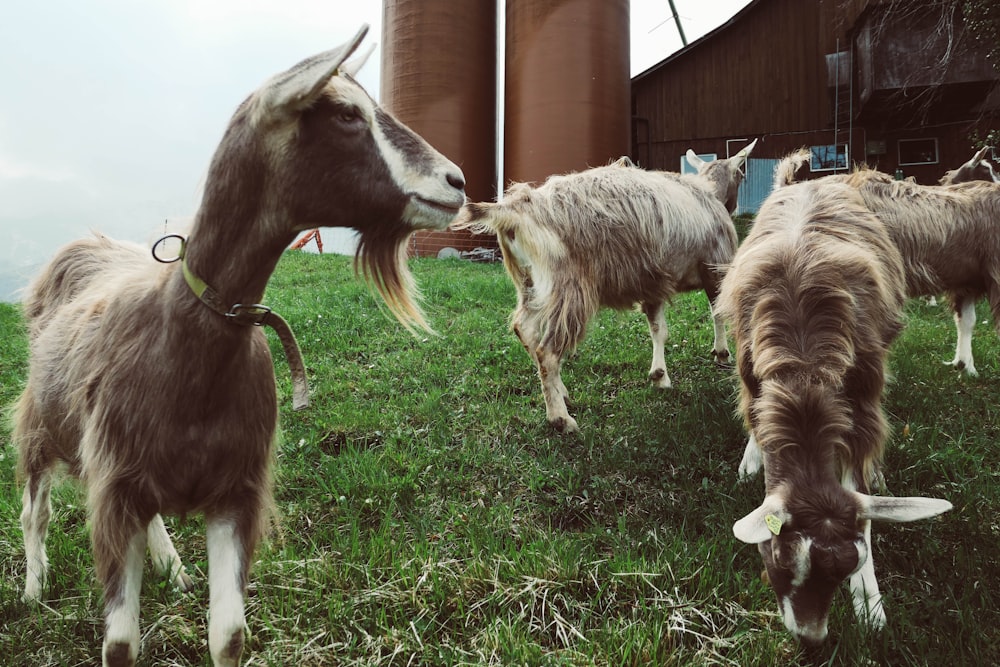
737,158,779,214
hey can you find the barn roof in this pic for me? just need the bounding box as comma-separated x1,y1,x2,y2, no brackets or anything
632,0,764,83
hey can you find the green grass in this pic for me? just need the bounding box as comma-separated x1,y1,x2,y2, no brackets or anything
1,251,997,666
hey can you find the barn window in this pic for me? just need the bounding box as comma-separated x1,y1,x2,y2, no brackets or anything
898,138,939,166
810,144,848,172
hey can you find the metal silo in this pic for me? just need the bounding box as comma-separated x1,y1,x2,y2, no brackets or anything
381,0,498,257
505,0,630,186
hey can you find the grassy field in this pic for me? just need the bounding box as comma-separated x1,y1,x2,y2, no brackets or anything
0,251,997,666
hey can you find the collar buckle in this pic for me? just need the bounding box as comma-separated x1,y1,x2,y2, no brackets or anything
226,303,272,326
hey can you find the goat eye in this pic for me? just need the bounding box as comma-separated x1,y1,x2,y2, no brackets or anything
337,109,362,125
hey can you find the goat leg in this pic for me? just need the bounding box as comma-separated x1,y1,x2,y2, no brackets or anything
848,521,886,631
207,516,250,667
20,473,52,602
948,296,978,375
147,514,194,592
536,347,577,433
99,524,147,667
737,433,763,480
641,301,672,388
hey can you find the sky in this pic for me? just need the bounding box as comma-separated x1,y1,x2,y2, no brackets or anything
0,0,752,301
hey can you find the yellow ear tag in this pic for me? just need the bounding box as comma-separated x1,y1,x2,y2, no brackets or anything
765,514,783,536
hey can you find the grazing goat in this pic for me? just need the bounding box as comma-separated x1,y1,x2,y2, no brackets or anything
774,148,1000,377
717,178,952,645
12,25,465,667
453,142,755,432
928,147,995,306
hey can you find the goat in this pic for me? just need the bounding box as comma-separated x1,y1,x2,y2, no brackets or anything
716,178,953,645
772,148,1000,377
684,138,757,214
12,25,466,667
453,142,755,432
939,145,999,185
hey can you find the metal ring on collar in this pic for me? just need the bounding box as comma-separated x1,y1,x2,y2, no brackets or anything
151,234,188,263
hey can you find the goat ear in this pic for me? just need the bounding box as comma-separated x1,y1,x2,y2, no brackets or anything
341,42,377,78
969,145,991,167
857,494,953,522
733,496,788,544
734,138,758,162
263,24,369,113
727,138,758,175
685,149,706,169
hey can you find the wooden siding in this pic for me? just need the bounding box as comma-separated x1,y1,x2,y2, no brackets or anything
631,0,876,167
631,0,998,185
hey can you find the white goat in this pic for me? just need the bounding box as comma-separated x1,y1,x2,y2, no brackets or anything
717,178,952,645
12,25,465,667
939,145,999,185
453,143,755,433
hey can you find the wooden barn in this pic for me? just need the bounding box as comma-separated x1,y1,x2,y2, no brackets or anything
632,0,1000,209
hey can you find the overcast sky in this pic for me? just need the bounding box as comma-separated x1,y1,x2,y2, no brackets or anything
0,0,751,301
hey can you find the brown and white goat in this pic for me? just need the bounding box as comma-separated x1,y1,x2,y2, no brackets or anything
717,179,952,645
927,147,996,306
774,148,1000,377
12,25,465,667
454,143,755,432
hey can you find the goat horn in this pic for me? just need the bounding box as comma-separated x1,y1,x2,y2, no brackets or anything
341,42,377,78
263,24,369,112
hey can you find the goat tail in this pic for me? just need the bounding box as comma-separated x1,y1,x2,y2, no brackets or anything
773,148,811,190
448,201,506,238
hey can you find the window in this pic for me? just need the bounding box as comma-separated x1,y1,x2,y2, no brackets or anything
810,144,848,172
898,138,939,166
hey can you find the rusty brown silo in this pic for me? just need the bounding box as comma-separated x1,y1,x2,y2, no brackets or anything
505,0,630,186
381,0,498,257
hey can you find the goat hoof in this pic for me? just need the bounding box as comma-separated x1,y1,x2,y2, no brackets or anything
648,368,665,382
550,416,579,434
948,359,978,376
176,571,195,593
22,583,43,604
221,629,245,664
103,641,136,667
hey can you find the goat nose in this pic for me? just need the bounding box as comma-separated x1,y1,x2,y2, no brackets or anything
447,171,466,192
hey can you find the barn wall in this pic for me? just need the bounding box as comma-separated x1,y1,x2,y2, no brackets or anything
632,0,862,169
632,0,998,187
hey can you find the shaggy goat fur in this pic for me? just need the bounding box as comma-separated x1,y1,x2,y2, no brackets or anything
12,25,465,667
774,147,1000,376
718,179,952,645
454,146,753,432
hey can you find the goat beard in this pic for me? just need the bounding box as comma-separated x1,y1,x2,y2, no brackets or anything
354,225,430,334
